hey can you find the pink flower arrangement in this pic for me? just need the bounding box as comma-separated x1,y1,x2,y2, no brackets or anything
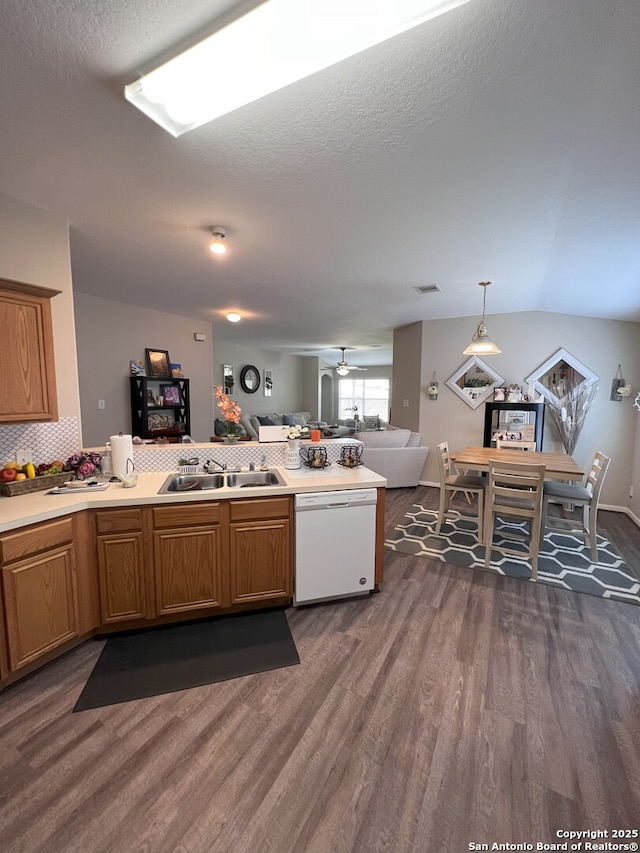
215,386,242,437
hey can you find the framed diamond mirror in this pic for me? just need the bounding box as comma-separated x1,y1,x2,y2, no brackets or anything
446,356,505,409
525,348,598,407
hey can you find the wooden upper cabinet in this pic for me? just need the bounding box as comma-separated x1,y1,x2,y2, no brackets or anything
0,278,60,423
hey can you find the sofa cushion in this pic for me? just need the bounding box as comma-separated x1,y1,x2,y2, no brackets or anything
257,415,275,426
406,431,421,447
361,415,381,431
240,413,258,438
293,412,309,427
358,428,412,448
282,413,296,426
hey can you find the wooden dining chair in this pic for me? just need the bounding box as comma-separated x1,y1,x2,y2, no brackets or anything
539,451,611,562
435,442,486,543
483,459,545,580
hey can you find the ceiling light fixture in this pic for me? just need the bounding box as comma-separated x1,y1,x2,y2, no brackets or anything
209,227,227,254
124,0,472,137
463,282,501,356
226,312,241,323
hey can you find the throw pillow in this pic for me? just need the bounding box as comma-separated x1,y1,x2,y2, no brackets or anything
257,415,274,426
240,413,258,439
214,418,226,437
293,413,308,427
282,413,296,426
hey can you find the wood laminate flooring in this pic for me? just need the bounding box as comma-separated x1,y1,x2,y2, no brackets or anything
1,486,639,853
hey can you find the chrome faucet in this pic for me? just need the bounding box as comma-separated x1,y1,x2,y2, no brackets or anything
205,458,226,472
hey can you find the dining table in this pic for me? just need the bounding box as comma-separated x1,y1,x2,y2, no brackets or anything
450,446,585,482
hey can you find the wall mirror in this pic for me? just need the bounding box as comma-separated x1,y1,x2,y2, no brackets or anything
446,356,505,409
223,364,234,396
264,369,273,396
525,348,598,407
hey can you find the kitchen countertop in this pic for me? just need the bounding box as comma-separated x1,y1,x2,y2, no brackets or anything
0,465,386,533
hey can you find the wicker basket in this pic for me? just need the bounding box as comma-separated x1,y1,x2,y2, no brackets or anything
0,471,71,497
178,465,200,475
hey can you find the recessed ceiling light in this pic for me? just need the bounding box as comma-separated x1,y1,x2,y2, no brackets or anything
125,0,473,136
226,312,241,323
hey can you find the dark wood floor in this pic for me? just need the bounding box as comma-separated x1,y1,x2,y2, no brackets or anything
1,486,639,853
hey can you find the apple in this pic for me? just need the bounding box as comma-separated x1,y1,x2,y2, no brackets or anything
0,467,18,482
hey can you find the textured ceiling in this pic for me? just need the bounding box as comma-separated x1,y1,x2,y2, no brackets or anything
1,0,639,368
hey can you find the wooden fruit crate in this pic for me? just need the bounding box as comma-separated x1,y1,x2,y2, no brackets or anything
0,471,70,497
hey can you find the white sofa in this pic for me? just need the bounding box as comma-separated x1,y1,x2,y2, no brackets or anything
357,428,429,488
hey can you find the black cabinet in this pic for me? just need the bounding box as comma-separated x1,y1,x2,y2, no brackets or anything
483,402,545,451
130,376,190,441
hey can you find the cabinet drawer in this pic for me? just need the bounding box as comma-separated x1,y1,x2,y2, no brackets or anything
94,508,143,535
153,502,223,529
0,517,73,564
230,497,291,522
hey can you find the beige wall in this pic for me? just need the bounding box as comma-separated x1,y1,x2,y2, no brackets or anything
391,322,423,431
212,342,304,419
0,193,80,422
74,293,215,446
403,311,640,508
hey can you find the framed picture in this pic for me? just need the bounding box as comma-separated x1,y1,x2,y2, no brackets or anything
145,348,172,378
493,387,506,402
161,384,181,405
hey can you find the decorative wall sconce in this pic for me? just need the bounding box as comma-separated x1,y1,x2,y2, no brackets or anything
610,365,632,401
223,364,234,395
426,372,439,400
264,369,273,397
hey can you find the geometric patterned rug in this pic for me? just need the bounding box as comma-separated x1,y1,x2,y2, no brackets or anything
385,505,640,606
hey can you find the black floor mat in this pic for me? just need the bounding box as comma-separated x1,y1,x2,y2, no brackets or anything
73,608,299,711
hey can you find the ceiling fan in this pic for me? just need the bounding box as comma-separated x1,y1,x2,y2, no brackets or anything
335,347,368,376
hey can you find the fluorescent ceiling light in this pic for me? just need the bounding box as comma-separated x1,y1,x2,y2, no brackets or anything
125,0,472,136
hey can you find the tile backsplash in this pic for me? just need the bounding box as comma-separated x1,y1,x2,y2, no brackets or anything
0,417,81,465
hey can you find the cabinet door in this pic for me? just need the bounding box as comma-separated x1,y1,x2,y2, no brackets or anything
97,533,148,623
2,545,78,671
153,525,227,615
0,280,59,423
229,518,292,604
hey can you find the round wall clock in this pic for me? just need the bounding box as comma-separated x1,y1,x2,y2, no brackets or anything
240,364,260,393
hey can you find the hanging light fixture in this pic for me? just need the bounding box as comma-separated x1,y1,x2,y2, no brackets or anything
463,281,501,355
209,227,227,254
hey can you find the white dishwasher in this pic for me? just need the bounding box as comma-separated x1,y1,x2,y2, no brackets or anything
294,489,377,605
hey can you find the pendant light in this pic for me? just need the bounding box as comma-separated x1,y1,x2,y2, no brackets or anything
463,281,501,355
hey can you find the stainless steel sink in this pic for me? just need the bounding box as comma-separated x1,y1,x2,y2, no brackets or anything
159,474,225,493
226,471,284,488
158,470,285,494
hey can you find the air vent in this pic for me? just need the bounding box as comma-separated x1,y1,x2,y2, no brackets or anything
414,284,441,294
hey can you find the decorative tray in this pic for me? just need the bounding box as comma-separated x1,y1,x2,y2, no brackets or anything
0,471,69,497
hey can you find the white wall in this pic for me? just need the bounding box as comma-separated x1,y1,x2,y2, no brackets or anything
0,193,80,421
405,311,640,508
212,342,304,419
74,293,214,446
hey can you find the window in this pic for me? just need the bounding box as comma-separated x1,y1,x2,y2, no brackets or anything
338,377,390,421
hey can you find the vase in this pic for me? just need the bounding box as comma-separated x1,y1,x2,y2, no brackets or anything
223,435,239,444
284,438,301,469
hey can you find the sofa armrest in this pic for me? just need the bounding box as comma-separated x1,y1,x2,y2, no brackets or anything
360,446,429,488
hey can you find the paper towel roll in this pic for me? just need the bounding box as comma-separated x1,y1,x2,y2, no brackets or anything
110,434,134,480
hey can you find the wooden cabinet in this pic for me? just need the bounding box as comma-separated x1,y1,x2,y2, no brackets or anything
229,498,292,604
94,508,150,624
0,278,59,423
152,502,228,615
0,519,78,671
130,376,190,441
